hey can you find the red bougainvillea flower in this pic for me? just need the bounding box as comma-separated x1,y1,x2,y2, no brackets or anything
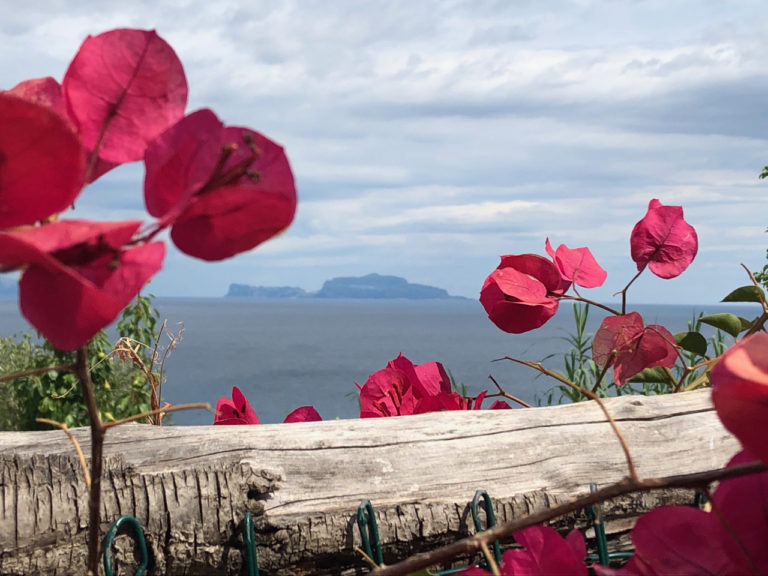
0,93,86,228
488,400,513,409
284,406,323,423
592,312,677,386
595,450,768,576
416,389,513,412
0,220,164,351
459,526,587,576
712,332,768,465
630,199,698,279
545,238,607,289
63,28,188,166
5,77,117,183
480,254,564,334
358,354,451,417
6,77,68,118
214,386,260,424
358,354,510,417
214,387,322,424
144,108,297,261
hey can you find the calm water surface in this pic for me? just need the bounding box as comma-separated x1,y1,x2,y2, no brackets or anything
0,298,755,424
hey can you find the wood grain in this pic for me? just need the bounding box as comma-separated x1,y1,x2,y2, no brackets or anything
0,389,738,575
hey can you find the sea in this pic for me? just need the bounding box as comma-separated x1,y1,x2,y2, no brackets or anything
0,298,757,425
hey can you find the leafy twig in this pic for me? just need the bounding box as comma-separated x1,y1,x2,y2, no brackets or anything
740,263,768,337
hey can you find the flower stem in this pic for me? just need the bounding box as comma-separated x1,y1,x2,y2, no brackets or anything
616,267,645,315
76,346,105,576
560,294,621,316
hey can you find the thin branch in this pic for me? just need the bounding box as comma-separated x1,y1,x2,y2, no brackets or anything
589,393,638,482
667,366,685,393
497,356,638,481
559,294,621,317
75,346,105,576
615,267,645,315
102,402,211,429
356,547,380,570
590,359,613,394
0,363,74,384
740,263,768,337
35,418,91,487
487,374,532,408
147,319,166,418
371,460,768,576
480,541,500,576
741,263,768,313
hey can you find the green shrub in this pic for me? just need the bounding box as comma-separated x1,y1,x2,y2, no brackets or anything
0,294,164,430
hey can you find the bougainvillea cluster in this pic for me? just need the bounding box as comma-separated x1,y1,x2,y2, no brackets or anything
358,353,511,417
0,28,296,350
213,353,511,425
460,198,768,574
5,26,767,576
481,199,695,385
215,386,321,424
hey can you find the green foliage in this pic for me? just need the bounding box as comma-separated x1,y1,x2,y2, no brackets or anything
448,369,468,397
722,285,765,303
753,224,768,292
537,303,600,405
0,294,162,431
699,313,744,338
675,331,708,356
538,305,728,406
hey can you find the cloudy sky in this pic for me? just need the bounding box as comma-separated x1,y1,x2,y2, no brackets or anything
3,0,767,304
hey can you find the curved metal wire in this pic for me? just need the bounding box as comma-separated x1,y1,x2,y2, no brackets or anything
357,499,383,568
102,515,148,576
470,489,502,567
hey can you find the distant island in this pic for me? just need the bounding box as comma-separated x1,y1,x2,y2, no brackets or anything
226,273,467,300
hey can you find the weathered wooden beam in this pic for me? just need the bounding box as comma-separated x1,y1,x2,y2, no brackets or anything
0,389,738,575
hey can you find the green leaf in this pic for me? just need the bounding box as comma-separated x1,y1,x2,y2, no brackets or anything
721,285,766,303
628,366,674,385
674,331,708,356
407,571,439,576
740,316,755,331
700,313,743,337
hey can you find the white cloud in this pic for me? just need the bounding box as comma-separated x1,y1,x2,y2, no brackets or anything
2,0,767,302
